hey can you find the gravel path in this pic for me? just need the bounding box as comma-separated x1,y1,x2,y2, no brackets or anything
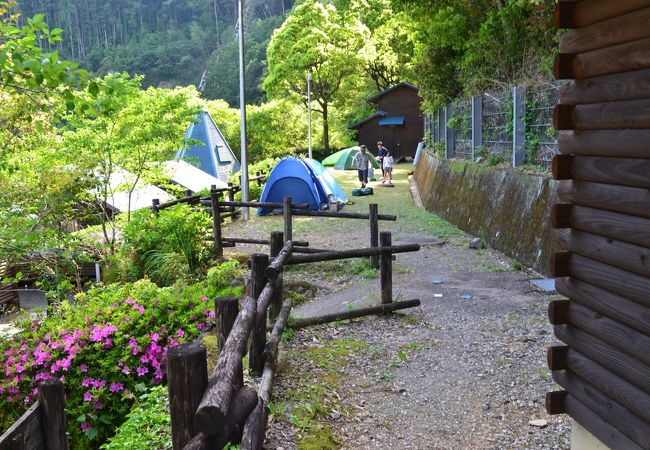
223,167,571,449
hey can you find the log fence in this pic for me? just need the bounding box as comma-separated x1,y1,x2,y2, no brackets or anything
0,378,69,450
166,230,421,449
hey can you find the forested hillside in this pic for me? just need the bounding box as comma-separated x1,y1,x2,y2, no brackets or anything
15,0,294,104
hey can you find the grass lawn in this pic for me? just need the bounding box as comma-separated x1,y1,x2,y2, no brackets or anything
222,163,469,248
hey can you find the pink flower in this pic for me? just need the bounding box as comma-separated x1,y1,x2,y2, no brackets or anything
136,366,148,377
176,329,184,338
92,401,103,409
80,422,91,432
82,378,93,387
109,382,123,393
83,391,92,402
197,323,206,331
90,324,118,342
201,295,208,302
122,365,131,375
125,297,135,305
80,364,88,373
150,333,160,342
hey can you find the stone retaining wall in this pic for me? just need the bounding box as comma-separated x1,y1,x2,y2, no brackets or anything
414,150,557,275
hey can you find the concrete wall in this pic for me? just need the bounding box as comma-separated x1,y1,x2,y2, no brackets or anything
415,150,557,275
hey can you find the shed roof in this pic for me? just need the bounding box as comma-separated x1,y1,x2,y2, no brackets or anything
348,110,387,130
367,82,419,104
379,116,405,126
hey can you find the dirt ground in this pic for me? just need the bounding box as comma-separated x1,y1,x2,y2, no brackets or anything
223,164,570,450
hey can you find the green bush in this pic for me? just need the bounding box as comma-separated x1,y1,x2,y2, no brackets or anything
101,385,171,449
0,260,244,449
120,204,212,286
229,157,280,202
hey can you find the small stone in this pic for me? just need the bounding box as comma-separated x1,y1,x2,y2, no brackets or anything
330,412,341,420
528,419,548,428
482,403,490,411
469,237,483,249
475,156,485,164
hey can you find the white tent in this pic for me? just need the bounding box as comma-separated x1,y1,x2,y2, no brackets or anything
160,160,228,193
98,166,174,214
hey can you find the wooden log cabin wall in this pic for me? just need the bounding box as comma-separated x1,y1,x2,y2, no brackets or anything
549,1,650,449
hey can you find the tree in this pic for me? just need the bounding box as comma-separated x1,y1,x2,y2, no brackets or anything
62,75,199,250
264,0,368,152
392,0,555,108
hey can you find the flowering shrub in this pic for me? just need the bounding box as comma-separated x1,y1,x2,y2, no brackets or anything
0,260,243,449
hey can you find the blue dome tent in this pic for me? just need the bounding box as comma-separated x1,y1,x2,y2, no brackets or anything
258,158,348,216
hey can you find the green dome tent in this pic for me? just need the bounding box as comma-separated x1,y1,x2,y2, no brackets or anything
321,146,381,170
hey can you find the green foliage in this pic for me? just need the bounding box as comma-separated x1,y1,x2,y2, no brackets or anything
101,385,172,450
394,0,556,108
229,157,279,202
120,204,212,286
264,0,369,151
0,274,241,448
15,1,291,99
486,153,504,167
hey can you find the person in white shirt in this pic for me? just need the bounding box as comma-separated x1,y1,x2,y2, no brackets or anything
352,145,372,188
382,150,394,184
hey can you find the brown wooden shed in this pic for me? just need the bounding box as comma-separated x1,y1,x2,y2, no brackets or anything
548,2,650,449
349,82,424,161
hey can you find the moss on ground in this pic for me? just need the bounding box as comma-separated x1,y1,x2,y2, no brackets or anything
271,337,368,449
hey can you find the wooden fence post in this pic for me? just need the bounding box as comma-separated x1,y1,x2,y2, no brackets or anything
216,296,242,390
216,297,239,352
227,182,236,215
283,196,292,244
185,189,193,198
211,188,223,258
249,254,269,377
268,232,284,322
167,343,208,450
369,204,379,269
512,86,526,167
380,232,392,304
151,198,160,214
39,378,68,450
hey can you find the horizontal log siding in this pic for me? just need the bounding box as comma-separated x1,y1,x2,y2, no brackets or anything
552,3,650,448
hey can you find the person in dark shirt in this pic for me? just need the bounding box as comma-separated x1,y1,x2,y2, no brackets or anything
376,141,388,182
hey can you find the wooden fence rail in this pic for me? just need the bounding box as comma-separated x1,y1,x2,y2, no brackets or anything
166,229,421,449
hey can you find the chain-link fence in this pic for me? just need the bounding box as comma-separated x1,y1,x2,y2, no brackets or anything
526,83,560,167
452,99,473,160
482,90,512,161
423,81,558,171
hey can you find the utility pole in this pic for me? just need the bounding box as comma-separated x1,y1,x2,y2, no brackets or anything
238,0,249,220
307,72,312,159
